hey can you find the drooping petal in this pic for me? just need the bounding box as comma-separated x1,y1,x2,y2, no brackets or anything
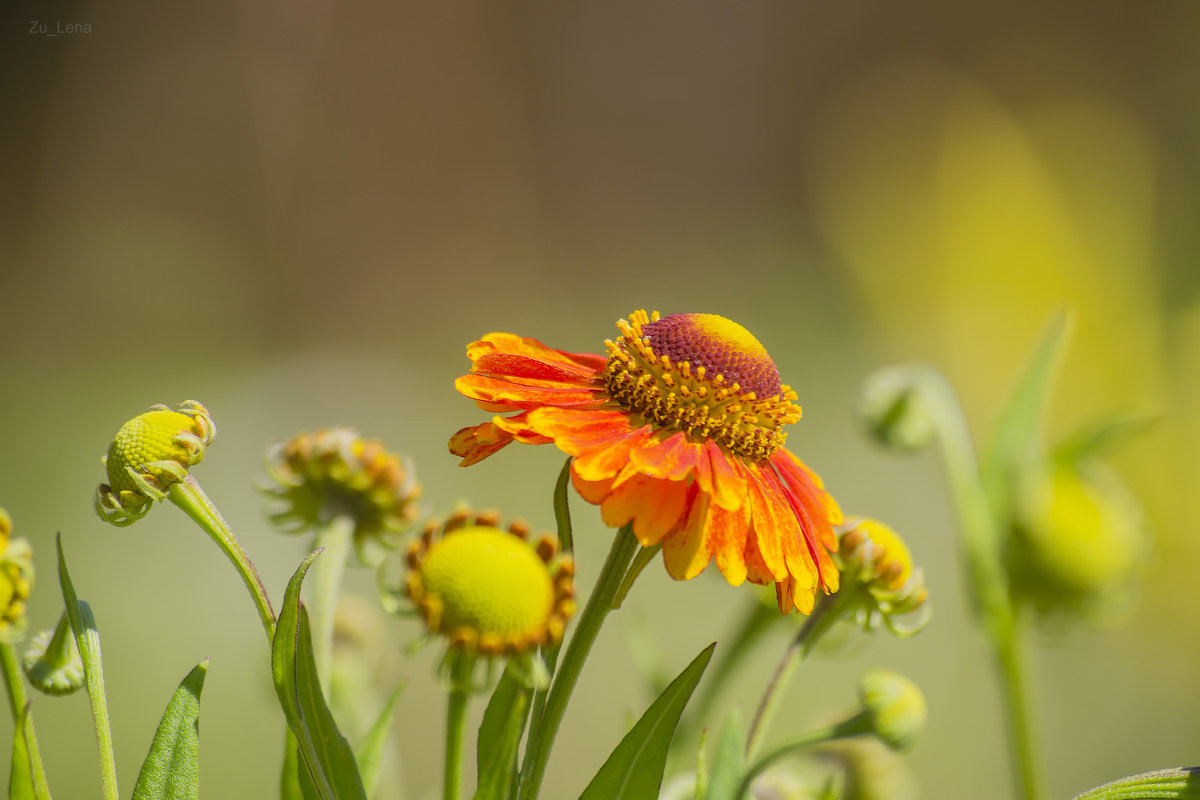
661,488,712,580
742,470,788,582
527,407,653,482
449,422,515,466
598,473,689,547
707,480,751,585
630,432,703,481
473,353,601,389
704,439,748,511
467,333,606,376
456,374,601,411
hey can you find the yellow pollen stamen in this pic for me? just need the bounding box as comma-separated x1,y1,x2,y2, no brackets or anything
603,310,802,461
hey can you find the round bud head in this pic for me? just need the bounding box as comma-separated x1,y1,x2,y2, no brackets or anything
857,669,926,752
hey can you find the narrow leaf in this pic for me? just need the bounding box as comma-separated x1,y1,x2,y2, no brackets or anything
131,659,209,800
474,668,529,800
703,710,746,800
280,732,303,800
293,606,368,800
579,643,716,800
10,701,52,800
57,535,119,800
983,309,1073,512
356,682,404,798
1054,415,1160,465
1072,766,1200,800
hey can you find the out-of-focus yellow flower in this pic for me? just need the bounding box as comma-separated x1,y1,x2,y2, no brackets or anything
1008,460,1147,621
261,427,421,563
0,508,34,644
95,401,215,526
401,510,575,660
450,310,843,614
834,519,929,635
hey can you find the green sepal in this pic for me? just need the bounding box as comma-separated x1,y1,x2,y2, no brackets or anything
355,681,404,798
579,643,715,800
131,659,209,800
702,710,746,800
983,309,1073,517
271,550,367,800
474,666,530,800
9,701,52,800
1072,766,1200,800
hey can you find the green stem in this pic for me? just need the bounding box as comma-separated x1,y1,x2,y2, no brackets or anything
744,592,837,759
0,641,28,721
77,601,119,800
517,524,641,800
735,711,872,799
917,367,1044,800
613,543,660,609
168,476,277,640
552,457,574,553
311,514,354,691
444,653,474,800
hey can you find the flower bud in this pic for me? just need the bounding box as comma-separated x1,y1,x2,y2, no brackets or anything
261,427,421,564
1008,460,1147,621
95,401,215,526
859,368,934,453
23,613,84,696
834,519,929,636
857,670,926,752
0,508,34,643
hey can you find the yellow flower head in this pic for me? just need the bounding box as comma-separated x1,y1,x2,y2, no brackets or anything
95,401,215,526
834,519,929,636
261,427,421,563
0,508,35,644
402,510,575,659
1009,460,1147,621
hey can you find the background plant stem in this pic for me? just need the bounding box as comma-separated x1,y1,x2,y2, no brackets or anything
311,514,354,691
517,523,640,800
443,654,473,800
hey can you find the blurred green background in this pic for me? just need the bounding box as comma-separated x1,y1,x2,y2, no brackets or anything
2,2,1199,798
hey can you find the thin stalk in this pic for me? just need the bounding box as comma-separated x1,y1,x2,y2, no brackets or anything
76,602,119,800
169,476,276,640
444,653,474,800
735,712,872,799
552,457,574,553
613,543,660,609
918,368,1044,800
311,513,354,691
517,524,641,800
745,592,837,758
0,641,28,720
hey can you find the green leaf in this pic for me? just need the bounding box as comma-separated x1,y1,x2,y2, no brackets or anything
280,732,303,800
355,681,404,798
983,309,1073,515
1053,415,1160,466
9,701,52,800
474,668,529,800
552,456,574,553
271,550,367,800
131,659,209,800
1071,766,1200,800
703,710,746,800
579,643,716,800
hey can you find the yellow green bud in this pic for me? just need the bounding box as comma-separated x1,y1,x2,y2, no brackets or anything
95,401,216,526
859,368,935,453
1008,460,1147,621
857,670,926,753
834,519,929,636
23,613,84,696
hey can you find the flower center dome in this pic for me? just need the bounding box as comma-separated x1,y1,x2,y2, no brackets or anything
604,311,802,461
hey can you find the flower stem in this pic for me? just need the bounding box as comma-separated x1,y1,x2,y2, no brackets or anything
735,711,872,799
916,367,1045,800
444,653,474,800
0,641,28,721
311,514,354,691
744,592,837,759
168,476,276,641
517,523,641,800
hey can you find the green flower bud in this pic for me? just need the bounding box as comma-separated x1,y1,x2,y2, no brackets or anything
95,401,216,526
834,519,930,636
859,367,935,453
23,613,84,695
261,427,422,564
1008,460,1147,621
0,508,34,643
857,670,926,752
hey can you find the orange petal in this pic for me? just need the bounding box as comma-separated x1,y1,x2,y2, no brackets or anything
571,467,616,505
661,489,712,580
467,333,604,376
630,432,702,481
743,469,788,582
448,422,514,466
456,374,601,410
599,473,689,547
704,440,748,511
491,414,554,445
527,407,653,482
473,352,600,389
707,491,750,586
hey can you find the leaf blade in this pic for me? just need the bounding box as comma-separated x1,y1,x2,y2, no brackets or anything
131,659,209,800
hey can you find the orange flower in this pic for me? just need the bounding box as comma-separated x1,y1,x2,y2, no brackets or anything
449,310,843,613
